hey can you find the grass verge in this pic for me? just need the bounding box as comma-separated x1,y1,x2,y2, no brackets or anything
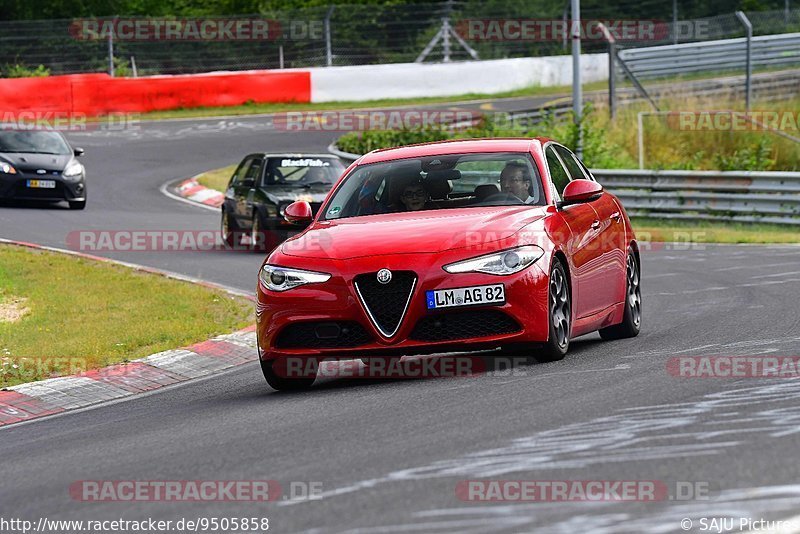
632,218,800,244
0,244,254,387
195,164,237,192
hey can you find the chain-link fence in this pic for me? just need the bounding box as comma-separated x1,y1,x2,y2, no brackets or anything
0,1,797,76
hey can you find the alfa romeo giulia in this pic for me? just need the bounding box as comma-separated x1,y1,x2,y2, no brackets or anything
256,138,642,390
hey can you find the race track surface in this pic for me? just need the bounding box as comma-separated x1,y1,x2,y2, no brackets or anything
2,111,800,533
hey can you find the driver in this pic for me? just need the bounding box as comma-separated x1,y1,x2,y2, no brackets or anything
398,181,429,212
499,162,536,204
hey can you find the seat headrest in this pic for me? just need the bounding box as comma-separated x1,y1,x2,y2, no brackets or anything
474,183,500,201
425,178,453,200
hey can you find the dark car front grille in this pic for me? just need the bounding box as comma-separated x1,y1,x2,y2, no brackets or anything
275,321,372,349
14,180,65,199
411,310,522,342
354,271,417,337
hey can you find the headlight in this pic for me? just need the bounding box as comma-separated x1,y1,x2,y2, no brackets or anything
0,162,17,174
63,161,83,179
259,264,330,292
443,245,544,275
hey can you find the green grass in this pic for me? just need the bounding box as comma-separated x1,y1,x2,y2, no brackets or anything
0,244,254,387
195,164,237,192
632,218,800,244
133,81,609,122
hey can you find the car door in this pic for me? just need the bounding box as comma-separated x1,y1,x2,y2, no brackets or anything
224,157,249,223
545,144,602,319
555,145,627,311
235,156,264,228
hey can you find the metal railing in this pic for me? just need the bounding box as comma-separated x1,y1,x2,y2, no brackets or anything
1,4,798,75
593,169,800,225
328,145,800,226
617,32,800,79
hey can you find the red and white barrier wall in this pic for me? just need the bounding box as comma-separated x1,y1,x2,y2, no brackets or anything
0,54,608,115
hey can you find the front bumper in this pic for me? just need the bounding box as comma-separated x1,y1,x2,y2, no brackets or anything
0,173,85,202
256,252,551,362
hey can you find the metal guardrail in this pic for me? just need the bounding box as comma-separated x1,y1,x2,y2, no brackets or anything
593,169,800,225
327,145,800,226
618,32,800,79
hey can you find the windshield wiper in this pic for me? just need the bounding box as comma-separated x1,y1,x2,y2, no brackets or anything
296,181,332,188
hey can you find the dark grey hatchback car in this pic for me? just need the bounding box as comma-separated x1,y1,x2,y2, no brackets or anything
0,129,87,210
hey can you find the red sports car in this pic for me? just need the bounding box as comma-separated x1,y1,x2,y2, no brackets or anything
256,138,642,390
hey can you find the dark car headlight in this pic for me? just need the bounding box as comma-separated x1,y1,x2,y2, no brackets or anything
443,245,545,276
62,161,84,180
0,162,17,175
259,264,331,292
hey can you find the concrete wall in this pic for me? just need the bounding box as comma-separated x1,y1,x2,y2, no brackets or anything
309,54,609,102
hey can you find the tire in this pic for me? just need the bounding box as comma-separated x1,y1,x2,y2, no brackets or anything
260,357,316,391
68,200,86,210
221,209,241,247
599,247,642,341
536,259,571,362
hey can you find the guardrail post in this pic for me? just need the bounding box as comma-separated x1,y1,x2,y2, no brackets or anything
107,18,115,77
637,112,645,169
597,23,616,119
571,0,583,158
325,5,335,67
735,11,753,112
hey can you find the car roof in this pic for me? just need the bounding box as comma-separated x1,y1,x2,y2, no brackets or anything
358,137,550,165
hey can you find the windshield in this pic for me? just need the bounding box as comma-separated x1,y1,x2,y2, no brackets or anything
0,130,71,155
261,157,345,187
322,152,544,220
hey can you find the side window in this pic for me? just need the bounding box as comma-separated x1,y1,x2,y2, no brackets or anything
545,145,571,198
229,157,252,187
243,157,264,186
555,145,588,181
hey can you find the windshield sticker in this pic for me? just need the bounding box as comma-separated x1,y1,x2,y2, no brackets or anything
328,206,341,217
281,159,330,167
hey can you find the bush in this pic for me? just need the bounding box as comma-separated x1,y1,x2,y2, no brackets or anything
1,64,50,78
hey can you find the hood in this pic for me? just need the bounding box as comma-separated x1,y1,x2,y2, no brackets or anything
281,206,549,260
0,152,71,173
263,186,330,206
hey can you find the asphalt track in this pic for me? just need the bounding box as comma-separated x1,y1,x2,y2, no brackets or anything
2,103,800,533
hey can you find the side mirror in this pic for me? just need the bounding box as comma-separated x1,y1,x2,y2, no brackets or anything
73,147,84,157
240,179,255,188
284,201,313,225
558,179,603,208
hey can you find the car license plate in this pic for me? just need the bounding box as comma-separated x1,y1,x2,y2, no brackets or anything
27,180,56,189
426,284,505,309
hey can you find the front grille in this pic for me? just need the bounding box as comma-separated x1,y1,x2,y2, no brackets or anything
14,180,65,199
411,310,521,342
354,271,417,337
275,321,371,349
